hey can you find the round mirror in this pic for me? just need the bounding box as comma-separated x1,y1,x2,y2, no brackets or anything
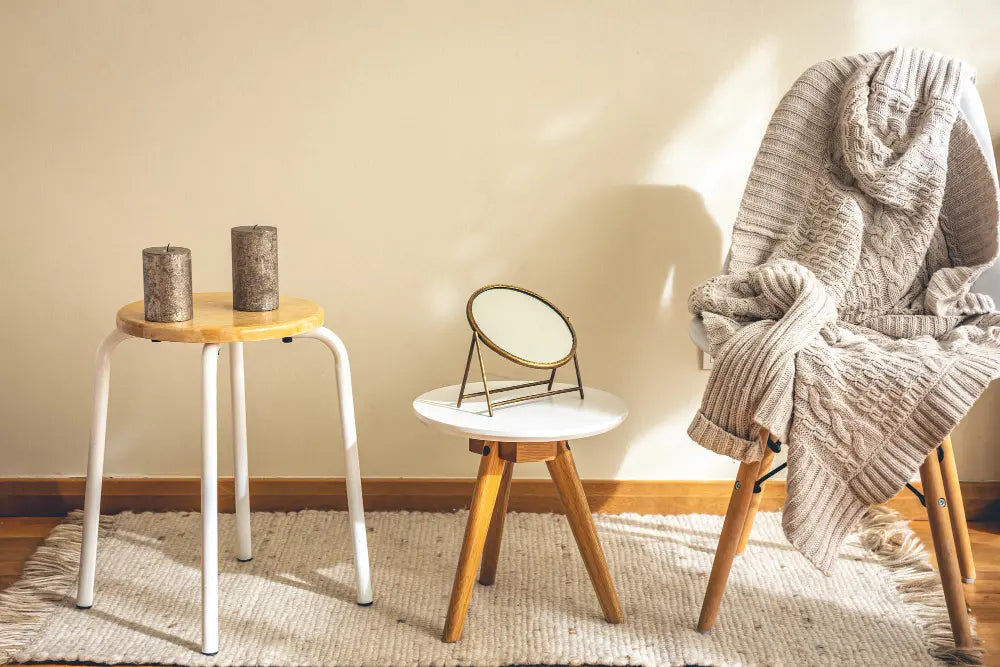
467,285,576,368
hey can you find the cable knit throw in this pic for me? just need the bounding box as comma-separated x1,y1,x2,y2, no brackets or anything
688,48,1000,572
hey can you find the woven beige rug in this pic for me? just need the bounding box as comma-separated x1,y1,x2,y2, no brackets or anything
0,508,978,666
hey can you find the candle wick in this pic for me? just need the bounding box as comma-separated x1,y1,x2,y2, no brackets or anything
252,224,259,230
166,243,171,252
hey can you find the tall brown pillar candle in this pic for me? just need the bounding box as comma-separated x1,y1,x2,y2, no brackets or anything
231,225,279,311
142,245,193,322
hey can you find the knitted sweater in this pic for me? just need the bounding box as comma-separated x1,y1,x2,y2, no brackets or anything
688,48,1000,573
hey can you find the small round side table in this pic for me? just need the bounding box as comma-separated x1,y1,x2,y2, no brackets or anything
77,292,373,655
413,381,628,643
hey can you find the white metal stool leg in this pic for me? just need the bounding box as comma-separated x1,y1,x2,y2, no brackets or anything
229,342,252,562
77,329,131,609
201,343,221,655
296,326,373,605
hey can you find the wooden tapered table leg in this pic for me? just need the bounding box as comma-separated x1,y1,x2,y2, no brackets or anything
479,460,514,586
546,441,624,623
938,436,975,583
417,384,628,643
735,444,776,555
442,442,506,643
698,428,770,633
920,450,975,649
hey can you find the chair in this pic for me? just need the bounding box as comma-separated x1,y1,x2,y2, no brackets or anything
689,79,998,650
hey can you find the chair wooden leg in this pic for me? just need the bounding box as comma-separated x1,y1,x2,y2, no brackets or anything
479,460,514,586
736,445,776,554
698,428,770,633
442,442,505,643
938,436,975,583
546,441,624,623
920,450,975,650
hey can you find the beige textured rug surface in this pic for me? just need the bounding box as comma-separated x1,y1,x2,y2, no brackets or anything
0,508,977,666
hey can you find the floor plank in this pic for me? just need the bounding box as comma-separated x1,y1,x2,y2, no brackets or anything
1,516,997,665
910,519,1000,659
0,517,61,589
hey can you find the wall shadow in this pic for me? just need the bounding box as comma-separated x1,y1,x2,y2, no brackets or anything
465,184,722,482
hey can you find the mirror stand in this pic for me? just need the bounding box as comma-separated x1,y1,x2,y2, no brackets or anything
456,332,584,417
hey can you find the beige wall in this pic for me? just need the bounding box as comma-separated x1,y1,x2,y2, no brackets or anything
3,1,1000,482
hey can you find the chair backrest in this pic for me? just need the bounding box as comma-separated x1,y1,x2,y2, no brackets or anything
718,79,1000,301
963,82,1000,299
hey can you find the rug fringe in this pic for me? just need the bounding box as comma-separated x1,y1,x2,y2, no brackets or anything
0,511,101,665
857,505,983,665
0,509,984,665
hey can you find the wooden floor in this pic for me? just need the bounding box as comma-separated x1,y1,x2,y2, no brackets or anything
1,516,998,665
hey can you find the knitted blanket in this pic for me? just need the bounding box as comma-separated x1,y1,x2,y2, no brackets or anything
688,48,1000,572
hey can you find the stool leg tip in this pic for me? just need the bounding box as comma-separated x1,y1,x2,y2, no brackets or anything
357,600,374,607
963,577,975,584
696,628,713,635
76,604,92,610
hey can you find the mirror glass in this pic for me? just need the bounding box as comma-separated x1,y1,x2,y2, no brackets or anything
469,287,574,366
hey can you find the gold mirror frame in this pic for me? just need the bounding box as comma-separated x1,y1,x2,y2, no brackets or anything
457,284,584,416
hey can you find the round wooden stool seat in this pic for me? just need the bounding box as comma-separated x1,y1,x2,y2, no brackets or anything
116,292,324,343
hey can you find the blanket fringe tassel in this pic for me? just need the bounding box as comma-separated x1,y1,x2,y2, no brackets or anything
858,505,983,665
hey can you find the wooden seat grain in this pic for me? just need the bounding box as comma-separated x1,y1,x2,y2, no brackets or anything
116,292,323,343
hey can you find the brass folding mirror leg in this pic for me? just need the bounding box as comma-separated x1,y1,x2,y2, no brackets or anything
573,354,585,399
457,333,476,408
473,334,493,417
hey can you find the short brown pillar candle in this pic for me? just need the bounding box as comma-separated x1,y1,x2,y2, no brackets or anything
142,245,193,322
231,225,279,311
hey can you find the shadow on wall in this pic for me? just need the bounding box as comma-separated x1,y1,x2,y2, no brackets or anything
17,0,1000,481
495,185,722,481
354,4,1000,483
303,2,871,481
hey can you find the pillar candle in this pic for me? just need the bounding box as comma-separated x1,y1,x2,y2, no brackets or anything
231,225,278,311
142,245,193,322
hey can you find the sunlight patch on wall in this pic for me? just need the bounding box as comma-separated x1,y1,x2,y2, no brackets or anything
452,231,492,263
659,265,676,310
426,280,465,322
639,41,782,256
536,99,606,144
424,231,516,323
852,1,1000,76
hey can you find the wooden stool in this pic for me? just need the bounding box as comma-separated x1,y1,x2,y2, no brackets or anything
77,292,373,655
697,428,976,651
413,381,628,642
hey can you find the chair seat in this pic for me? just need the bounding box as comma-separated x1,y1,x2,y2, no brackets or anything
689,316,710,354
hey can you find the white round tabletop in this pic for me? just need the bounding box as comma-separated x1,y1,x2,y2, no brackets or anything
413,382,628,442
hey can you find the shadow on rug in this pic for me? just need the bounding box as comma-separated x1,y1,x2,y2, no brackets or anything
0,507,980,666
